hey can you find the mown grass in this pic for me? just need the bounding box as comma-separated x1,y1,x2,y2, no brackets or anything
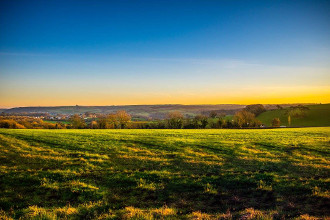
0,128,329,219
257,104,330,127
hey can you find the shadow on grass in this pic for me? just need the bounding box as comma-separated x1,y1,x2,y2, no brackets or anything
0,134,329,218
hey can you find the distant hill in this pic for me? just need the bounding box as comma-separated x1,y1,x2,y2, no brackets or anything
257,104,330,127
3,104,245,120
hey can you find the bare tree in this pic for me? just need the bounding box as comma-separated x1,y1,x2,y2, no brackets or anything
116,110,131,129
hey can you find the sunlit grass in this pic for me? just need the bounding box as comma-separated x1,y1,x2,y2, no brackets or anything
0,128,329,219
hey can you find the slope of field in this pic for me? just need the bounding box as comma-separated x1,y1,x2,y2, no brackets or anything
257,104,330,127
0,128,329,219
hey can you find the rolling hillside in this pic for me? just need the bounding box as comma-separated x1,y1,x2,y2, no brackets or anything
3,104,245,120
0,109,8,113
257,104,330,127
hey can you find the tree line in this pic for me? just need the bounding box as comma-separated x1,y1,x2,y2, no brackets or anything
1,104,309,129
0,105,268,129
65,110,263,129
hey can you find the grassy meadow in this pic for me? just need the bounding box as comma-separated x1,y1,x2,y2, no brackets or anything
257,104,330,127
0,128,329,219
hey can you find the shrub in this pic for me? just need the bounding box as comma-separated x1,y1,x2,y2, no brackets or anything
272,118,281,127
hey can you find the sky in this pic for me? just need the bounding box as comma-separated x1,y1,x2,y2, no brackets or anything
0,0,329,107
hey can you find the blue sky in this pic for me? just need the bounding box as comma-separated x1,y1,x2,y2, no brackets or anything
0,0,329,106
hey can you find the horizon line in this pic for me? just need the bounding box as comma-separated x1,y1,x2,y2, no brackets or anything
1,102,325,109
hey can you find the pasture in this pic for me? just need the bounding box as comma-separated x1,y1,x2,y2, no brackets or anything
0,128,329,219
257,104,330,127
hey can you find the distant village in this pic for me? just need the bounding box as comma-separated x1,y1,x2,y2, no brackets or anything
0,112,98,121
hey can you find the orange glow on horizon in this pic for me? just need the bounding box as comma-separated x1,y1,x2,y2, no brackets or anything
1,86,329,107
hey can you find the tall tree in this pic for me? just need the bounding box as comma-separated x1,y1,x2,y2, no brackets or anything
69,114,86,129
193,114,208,128
116,110,131,129
90,120,98,129
166,111,184,129
233,110,261,128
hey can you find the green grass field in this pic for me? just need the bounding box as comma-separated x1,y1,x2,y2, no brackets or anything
0,128,329,219
257,104,330,127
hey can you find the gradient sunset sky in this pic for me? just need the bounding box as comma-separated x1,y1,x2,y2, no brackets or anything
0,0,329,107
